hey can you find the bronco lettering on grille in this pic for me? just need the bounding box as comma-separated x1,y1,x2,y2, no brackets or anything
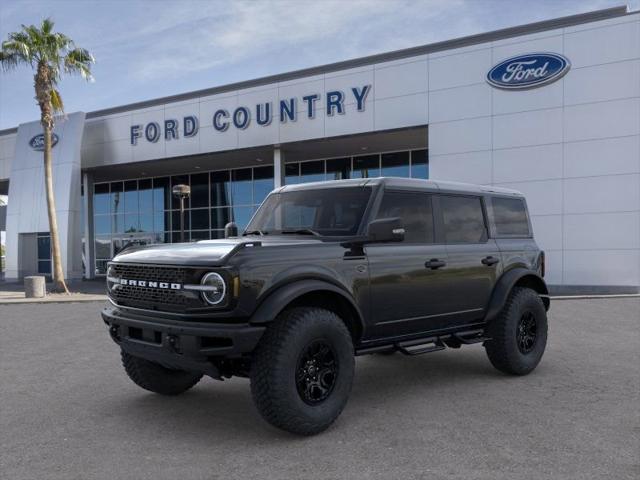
118,278,181,290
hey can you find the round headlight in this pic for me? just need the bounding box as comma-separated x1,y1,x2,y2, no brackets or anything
201,272,226,305
106,264,116,292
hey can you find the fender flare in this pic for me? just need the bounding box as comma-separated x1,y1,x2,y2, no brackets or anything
484,268,550,323
249,279,365,336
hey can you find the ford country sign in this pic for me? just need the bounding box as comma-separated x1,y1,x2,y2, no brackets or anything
29,133,59,151
487,53,570,90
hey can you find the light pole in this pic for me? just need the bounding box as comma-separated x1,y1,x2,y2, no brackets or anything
172,184,191,243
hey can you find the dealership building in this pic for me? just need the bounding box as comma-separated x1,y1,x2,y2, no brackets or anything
0,5,638,293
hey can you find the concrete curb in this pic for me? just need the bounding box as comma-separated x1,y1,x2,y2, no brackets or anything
0,295,107,305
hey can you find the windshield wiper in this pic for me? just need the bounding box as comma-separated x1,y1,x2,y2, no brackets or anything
279,228,321,236
242,229,267,236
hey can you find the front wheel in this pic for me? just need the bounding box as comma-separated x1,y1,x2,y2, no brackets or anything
484,287,548,375
121,351,202,395
250,307,355,435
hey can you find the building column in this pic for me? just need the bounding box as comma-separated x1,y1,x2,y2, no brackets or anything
273,147,285,188
83,172,95,279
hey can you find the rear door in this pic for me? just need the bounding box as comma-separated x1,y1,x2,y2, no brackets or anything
437,194,502,326
366,190,449,339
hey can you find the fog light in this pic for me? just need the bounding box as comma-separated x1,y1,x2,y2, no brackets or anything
200,272,226,305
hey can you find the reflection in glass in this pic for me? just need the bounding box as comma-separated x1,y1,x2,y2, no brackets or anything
352,155,380,178
124,213,139,232
301,160,325,183
381,151,410,177
124,180,138,213
153,177,171,211
232,205,254,230
411,149,428,179
211,171,231,207
94,183,110,214
95,236,111,259
110,182,123,215
153,212,168,232
232,169,252,205
38,260,51,274
37,235,50,260
326,158,350,180
190,230,210,241
211,207,232,229
253,166,274,205
171,175,190,209
285,163,300,184
94,215,110,235
171,210,190,231
139,213,153,232
190,173,209,208
138,179,153,212
191,208,210,230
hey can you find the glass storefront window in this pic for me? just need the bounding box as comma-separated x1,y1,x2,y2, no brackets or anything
153,177,171,211
285,163,300,184
171,210,190,231
211,207,231,229
301,160,325,183
211,171,231,207
326,158,350,180
139,213,153,232
138,179,153,212
124,180,138,213
190,172,209,208
352,154,380,178
191,208,210,230
111,182,123,216
381,151,410,177
94,183,110,214
411,149,428,179
232,205,254,230
94,215,110,235
232,168,252,205
253,166,274,205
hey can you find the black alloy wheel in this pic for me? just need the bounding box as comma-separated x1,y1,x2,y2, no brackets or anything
516,311,538,354
296,340,339,405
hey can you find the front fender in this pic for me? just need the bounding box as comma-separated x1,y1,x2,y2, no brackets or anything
249,278,364,327
484,268,550,323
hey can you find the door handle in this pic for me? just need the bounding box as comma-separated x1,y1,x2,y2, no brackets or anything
481,256,500,266
425,259,446,270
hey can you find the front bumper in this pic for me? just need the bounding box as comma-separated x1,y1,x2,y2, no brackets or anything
101,304,265,377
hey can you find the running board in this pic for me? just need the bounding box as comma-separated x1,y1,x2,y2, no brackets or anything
355,328,491,357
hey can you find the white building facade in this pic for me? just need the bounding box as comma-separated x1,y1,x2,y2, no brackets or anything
0,6,638,293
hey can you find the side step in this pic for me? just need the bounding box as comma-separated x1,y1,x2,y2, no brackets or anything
355,329,491,357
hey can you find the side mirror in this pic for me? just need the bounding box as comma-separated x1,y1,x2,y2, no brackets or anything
366,217,405,243
224,222,238,238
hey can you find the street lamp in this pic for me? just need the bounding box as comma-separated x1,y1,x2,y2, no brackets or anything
172,184,191,242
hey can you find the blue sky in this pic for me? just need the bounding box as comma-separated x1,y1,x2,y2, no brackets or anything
0,0,634,130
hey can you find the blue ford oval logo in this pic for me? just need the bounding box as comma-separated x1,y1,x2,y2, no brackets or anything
29,133,59,151
487,53,570,90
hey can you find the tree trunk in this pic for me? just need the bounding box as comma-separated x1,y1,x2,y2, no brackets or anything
43,122,69,294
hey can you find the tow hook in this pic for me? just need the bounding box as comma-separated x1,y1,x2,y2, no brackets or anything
109,325,121,342
167,334,180,353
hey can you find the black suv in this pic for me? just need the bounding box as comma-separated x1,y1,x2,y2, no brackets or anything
102,178,550,435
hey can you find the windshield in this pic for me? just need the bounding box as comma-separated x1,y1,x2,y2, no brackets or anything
245,187,372,237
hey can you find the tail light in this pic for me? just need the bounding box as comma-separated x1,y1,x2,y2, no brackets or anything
539,251,546,277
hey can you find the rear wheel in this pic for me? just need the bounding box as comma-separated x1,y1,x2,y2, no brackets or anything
484,287,548,375
121,351,202,395
250,307,354,435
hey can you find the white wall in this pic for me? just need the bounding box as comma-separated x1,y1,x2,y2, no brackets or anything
0,133,16,181
428,12,640,289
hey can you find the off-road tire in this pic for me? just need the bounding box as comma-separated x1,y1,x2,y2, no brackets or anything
250,307,355,436
121,351,202,395
484,287,547,375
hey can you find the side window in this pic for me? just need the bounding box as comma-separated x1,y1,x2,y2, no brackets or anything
440,195,487,244
375,191,434,243
491,197,531,237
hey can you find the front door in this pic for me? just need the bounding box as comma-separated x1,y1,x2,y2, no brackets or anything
366,190,449,339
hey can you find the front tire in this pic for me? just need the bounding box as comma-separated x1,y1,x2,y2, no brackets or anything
250,307,355,435
484,287,548,375
121,351,202,395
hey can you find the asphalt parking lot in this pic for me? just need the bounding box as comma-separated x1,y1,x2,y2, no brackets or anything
1,298,638,480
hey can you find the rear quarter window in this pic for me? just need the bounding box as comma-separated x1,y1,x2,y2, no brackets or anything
490,197,531,237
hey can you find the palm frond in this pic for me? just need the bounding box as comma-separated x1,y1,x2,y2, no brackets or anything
64,47,94,81
50,88,64,113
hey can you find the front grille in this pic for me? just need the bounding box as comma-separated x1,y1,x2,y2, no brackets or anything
109,263,204,312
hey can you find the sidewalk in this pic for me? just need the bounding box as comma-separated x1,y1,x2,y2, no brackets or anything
0,279,107,304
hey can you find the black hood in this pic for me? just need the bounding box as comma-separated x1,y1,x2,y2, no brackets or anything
111,236,324,266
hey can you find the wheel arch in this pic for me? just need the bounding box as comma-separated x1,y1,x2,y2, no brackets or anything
484,268,550,323
249,279,365,343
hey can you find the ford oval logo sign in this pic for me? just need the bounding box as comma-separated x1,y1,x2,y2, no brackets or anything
29,133,59,151
487,53,570,90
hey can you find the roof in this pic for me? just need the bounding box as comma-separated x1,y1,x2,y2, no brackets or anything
0,5,631,136
277,177,523,196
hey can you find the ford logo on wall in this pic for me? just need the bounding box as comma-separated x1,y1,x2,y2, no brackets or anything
29,133,59,151
487,53,570,90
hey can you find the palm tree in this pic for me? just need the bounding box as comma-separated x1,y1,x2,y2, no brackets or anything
0,18,94,293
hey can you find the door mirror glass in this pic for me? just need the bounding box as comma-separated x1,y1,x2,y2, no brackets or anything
366,217,405,243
